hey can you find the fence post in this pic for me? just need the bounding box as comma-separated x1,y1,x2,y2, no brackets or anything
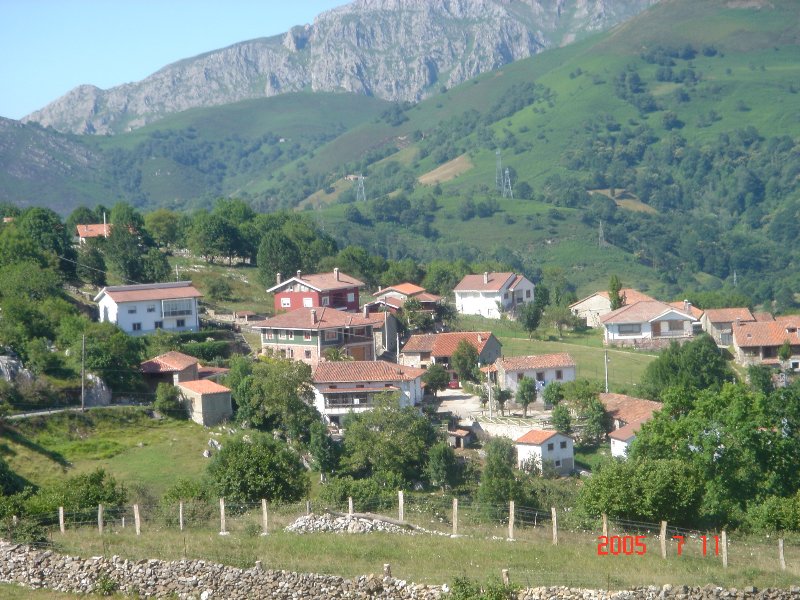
306,500,311,515
384,563,392,578
348,496,354,517
398,491,404,522
452,498,458,536
660,521,667,559
502,569,510,586
551,507,558,545
721,530,728,568
602,513,608,537
219,498,228,536
779,538,786,571
134,504,141,536
98,504,104,535
179,501,184,532
261,499,269,536
508,501,515,541
59,507,65,535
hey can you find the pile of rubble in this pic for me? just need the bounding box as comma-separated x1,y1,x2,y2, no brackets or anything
285,513,421,535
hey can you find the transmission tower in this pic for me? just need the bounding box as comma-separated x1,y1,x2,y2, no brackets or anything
495,150,503,193
502,168,514,199
355,174,367,203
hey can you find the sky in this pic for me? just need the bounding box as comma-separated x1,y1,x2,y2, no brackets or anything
0,1,348,120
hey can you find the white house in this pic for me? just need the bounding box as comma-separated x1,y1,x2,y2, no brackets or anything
514,430,574,475
453,272,534,319
609,421,643,458
569,288,656,328
486,353,576,395
600,300,696,349
599,393,661,459
95,281,202,335
311,360,426,426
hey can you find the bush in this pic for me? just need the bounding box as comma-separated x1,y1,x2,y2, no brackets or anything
160,477,213,527
23,468,127,518
317,475,397,511
154,382,187,420
181,340,230,361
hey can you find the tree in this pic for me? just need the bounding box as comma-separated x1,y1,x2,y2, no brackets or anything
516,377,537,417
140,247,171,283
608,275,624,310
493,386,511,416
551,404,572,434
309,420,340,475
256,230,302,287
582,398,611,446
71,321,145,394
422,363,450,397
477,437,523,506
425,442,458,490
747,364,774,396
323,347,353,362
206,278,233,302
76,243,106,287
779,340,792,364
144,208,180,247
188,211,239,263
451,339,479,383
542,382,564,407
207,433,309,504
154,382,187,419
16,207,75,275
518,301,542,339
546,304,578,337
104,225,144,282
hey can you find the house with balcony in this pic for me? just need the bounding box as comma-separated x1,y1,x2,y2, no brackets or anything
453,272,534,319
600,300,696,349
365,282,443,315
569,288,657,328
267,268,364,313
399,331,501,380
311,360,426,426
251,306,383,366
94,281,202,335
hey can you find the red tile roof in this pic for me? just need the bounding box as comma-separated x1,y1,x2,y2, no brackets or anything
703,307,755,324
515,429,563,445
732,318,800,349
608,421,643,442
96,281,202,303
378,283,426,297
268,269,364,293
177,379,231,394
312,360,426,383
600,300,693,325
570,288,656,309
402,331,497,357
141,351,198,374
754,312,775,322
251,306,382,330
496,353,576,371
454,272,517,293
668,301,704,320
76,223,111,238
599,393,661,426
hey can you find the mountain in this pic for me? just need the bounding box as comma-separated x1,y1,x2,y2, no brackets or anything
23,0,658,135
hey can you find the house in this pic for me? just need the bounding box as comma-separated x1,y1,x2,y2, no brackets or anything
599,392,662,458
76,223,111,244
399,331,502,377
141,351,199,385
453,272,535,319
600,300,696,349
311,360,426,426
514,430,574,475
177,379,233,427
267,268,364,313
251,306,384,366
732,316,800,370
447,428,475,449
95,281,202,335
701,307,755,345
486,353,576,396
569,288,656,328
365,283,443,315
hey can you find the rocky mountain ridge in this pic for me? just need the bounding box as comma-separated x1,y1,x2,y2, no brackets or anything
23,0,658,135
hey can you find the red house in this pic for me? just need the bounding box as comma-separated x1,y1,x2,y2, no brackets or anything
267,268,364,314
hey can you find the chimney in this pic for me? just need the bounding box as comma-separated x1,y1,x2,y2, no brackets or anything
736,317,742,327
363,304,369,318
478,334,483,343
276,272,282,285
483,272,489,284
311,309,317,325
684,299,691,313
334,267,340,281
296,270,302,280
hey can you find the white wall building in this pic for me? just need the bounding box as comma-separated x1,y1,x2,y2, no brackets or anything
95,281,202,335
453,272,534,319
488,353,576,395
514,430,574,475
609,422,642,458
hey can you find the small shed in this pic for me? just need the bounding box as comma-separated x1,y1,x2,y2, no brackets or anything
177,379,233,427
141,351,199,386
234,310,259,323
447,429,474,449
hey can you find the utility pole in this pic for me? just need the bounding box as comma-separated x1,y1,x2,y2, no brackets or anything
81,334,86,412
604,350,609,393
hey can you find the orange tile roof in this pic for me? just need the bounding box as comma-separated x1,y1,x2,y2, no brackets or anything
268,269,364,293
496,353,576,371
96,281,202,303
600,300,693,325
402,331,497,357
379,282,427,297
454,272,517,292
732,318,800,349
668,301,704,320
570,288,656,308
515,429,565,445
141,351,198,374
76,223,111,238
754,312,775,322
312,360,426,383
599,393,661,426
178,379,231,394
703,307,755,324
608,421,643,442
251,306,382,330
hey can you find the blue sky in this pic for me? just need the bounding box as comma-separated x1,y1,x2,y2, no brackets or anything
0,1,348,120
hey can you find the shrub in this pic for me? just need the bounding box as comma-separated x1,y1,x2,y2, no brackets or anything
154,383,187,420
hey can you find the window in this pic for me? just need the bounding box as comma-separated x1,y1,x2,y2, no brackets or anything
162,299,193,317
560,441,567,449
517,373,524,382
526,290,531,298
536,372,545,382
176,319,185,328
154,321,163,329
288,349,293,358
556,370,563,380
667,320,684,331
352,327,365,336
504,292,509,299
281,297,291,308
324,330,338,341
303,297,313,308
356,384,364,389
555,460,561,467
265,331,274,340
547,443,554,451
132,323,142,331
304,350,312,359
347,292,355,303
127,307,137,314
321,296,330,306
618,323,642,335
304,331,312,341
279,330,287,340
147,305,156,313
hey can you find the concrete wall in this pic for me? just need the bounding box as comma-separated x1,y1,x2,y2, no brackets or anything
180,389,232,427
